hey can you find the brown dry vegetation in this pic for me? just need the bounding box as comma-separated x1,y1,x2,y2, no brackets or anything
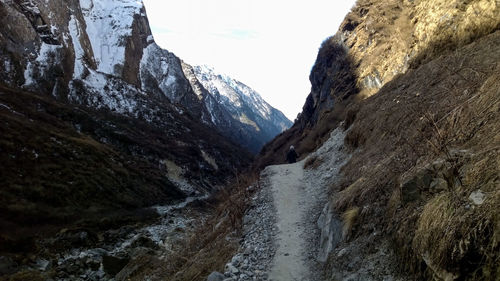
256,1,499,278
334,31,500,279
303,155,324,170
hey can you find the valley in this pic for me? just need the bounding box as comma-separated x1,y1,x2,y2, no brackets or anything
0,0,499,280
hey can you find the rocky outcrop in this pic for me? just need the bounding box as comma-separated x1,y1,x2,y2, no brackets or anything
300,0,499,129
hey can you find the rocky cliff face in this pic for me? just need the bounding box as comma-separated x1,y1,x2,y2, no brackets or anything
301,0,499,129
258,0,499,167
258,0,499,280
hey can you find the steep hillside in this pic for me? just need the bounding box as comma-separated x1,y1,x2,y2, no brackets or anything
187,65,292,153
0,81,250,231
332,31,500,280
0,0,253,258
257,0,499,280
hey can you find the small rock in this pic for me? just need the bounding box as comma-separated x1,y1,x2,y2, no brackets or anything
243,247,252,256
35,258,50,271
231,255,242,266
430,178,448,192
469,190,486,205
337,248,348,257
225,263,239,274
207,271,225,281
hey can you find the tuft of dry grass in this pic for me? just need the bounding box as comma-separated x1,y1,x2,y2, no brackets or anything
335,177,366,211
303,155,324,170
342,207,360,240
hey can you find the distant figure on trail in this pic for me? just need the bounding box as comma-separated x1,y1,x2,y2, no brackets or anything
286,145,299,163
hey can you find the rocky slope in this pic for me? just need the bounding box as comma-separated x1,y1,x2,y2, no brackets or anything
257,0,499,280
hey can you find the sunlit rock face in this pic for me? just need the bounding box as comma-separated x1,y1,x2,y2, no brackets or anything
298,0,499,129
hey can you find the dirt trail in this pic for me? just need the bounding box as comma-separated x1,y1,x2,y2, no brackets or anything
268,158,330,281
265,128,349,281
222,129,347,280
267,162,307,280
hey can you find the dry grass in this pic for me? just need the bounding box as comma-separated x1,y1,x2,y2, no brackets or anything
303,155,323,170
342,207,360,240
331,31,500,279
413,189,499,280
334,177,366,211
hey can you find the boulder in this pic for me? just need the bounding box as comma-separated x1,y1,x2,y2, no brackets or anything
401,168,432,203
469,190,486,205
317,202,343,262
0,256,17,275
130,235,159,250
102,255,130,276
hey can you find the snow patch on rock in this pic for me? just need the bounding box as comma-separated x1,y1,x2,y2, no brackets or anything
69,70,142,115
140,43,180,100
68,15,86,79
23,43,62,86
80,0,143,76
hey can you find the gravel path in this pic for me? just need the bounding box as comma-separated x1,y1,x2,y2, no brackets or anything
268,162,310,280
219,129,349,281
220,161,325,281
221,163,327,281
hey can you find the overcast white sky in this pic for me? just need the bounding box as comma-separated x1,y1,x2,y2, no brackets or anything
143,0,356,120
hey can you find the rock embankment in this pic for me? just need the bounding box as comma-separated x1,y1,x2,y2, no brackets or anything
217,173,278,281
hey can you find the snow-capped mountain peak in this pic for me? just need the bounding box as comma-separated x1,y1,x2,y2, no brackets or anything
188,64,292,153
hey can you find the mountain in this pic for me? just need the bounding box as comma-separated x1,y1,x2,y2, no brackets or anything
257,0,499,280
185,65,292,153
0,0,256,248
